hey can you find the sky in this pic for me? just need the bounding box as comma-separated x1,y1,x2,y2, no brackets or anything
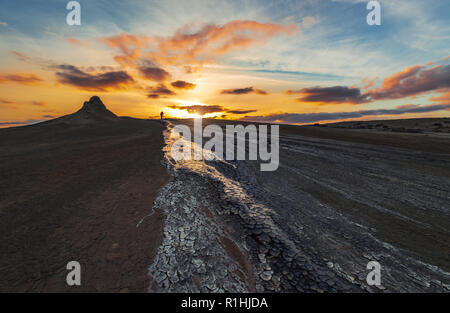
0,0,449,127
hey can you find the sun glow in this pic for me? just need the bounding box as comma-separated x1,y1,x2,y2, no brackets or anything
166,100,224,119
167,109,204,119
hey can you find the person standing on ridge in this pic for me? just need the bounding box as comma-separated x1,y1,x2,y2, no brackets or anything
160,111,164,122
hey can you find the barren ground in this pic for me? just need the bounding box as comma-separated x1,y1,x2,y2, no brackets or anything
0,118,168,292
1,115,449,293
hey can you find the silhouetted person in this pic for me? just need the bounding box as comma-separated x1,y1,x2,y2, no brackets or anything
160,111,164,123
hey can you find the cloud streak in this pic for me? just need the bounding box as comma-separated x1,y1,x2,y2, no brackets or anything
65,38,89,47
169,104,224,115
32,101,46,107
0,73,43,85
226,109,257,114
430,91,450,104
169,104,257,116
0,99,15,105
221,86,268,95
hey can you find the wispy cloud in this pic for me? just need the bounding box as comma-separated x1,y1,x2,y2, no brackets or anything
430,91,450,104
0,73,43,85
64,38,90,47
251,69,349,81
32,101,46,107
169,104,224,115
99,20,297,69
11,51,32,62
0,98,15,105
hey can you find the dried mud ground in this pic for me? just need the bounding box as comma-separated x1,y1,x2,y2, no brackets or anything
147,119,450,293
0,118,168,292
1,116,449,293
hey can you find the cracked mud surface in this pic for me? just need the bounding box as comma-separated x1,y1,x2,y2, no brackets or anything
149,120,450,293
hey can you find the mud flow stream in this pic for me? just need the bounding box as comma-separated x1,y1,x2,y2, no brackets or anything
148,121,450,292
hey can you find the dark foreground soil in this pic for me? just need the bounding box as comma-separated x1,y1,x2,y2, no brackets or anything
280,122,450,155
0,118,168,292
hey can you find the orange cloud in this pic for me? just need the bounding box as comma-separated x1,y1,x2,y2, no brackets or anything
95,20,296,99
381,65,422,89
159,20,296,66
0,73,43,85
429,91,450,104
361,77,375,90
99,20,297,69
367,63,450,100
65,38,90,47
99,33,152,55
11,51,32,62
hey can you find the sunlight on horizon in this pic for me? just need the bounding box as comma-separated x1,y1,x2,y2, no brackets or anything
166,100,224,119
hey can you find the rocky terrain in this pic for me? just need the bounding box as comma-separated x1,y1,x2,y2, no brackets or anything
148,119,450,293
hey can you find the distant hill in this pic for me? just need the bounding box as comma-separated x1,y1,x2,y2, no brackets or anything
49,96,118,125
318,117,450,134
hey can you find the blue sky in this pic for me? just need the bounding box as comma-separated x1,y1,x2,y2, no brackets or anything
0,0,449,124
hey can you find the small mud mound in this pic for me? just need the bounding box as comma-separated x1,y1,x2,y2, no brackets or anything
50,96,118,125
